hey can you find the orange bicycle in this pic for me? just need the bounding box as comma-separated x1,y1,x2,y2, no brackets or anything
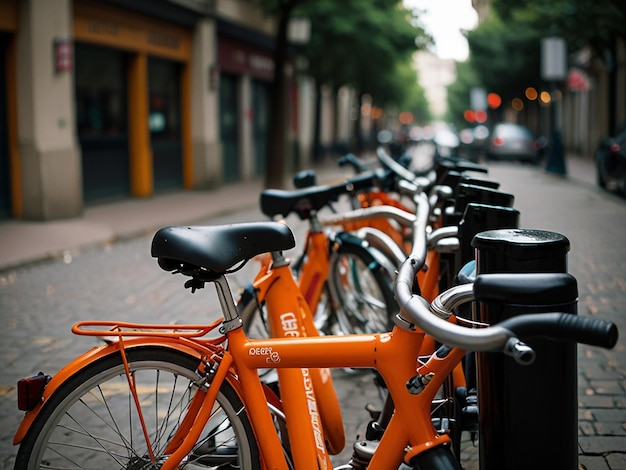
14,191,618,469
241,173,398,340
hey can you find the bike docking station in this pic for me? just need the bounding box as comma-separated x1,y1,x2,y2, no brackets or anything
471,229,577,469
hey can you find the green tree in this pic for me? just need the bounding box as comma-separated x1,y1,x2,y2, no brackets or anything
391,60,432,125
446,60,480,130
464,0,626,131
493,0,626,60
252,0,431,184
298,0,431,155
466,11,542,104
252,0,304,188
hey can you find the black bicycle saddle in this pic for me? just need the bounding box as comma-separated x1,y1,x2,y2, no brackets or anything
152,222,295,275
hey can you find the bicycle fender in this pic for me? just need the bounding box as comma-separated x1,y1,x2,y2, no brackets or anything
12,338,228,445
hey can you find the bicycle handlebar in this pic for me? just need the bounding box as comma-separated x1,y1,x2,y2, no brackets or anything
395,258,618,352
376,147,434,190
394,192,619,353
498,313,618,349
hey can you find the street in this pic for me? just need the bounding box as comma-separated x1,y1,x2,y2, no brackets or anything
1,153,625,469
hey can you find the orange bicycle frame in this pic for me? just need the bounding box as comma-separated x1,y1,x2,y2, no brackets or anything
227,322,466,469
252,249,345,456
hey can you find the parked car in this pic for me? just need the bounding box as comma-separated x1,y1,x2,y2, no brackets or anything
432,125,460,159
458,125,489,162
485,122,541,164
595,128,626,197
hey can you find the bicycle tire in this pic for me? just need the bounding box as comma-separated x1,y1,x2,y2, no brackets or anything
15,346,260,470
327,233,397,335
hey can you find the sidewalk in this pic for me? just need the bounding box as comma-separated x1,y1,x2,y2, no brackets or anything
0,153,598,273
0,162,351,272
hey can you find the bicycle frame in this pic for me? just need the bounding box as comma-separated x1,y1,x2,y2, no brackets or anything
250,248,346,456
229,326,466,469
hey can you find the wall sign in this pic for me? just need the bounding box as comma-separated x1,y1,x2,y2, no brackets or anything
54,38,73,72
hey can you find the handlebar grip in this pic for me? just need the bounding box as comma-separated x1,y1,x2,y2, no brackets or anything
499,313,618,349
337,154,354,167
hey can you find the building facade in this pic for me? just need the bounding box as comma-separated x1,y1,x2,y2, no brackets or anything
0,0,314,221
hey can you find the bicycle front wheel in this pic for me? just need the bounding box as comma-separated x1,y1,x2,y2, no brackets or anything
15,346,260,470
327,234,397,335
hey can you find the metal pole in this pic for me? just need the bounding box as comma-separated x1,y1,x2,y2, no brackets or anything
546,81,567,175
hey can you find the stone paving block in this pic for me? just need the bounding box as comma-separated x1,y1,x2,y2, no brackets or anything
579,436,626,454
590,408,626,424
579,395,619,408
588,380,626,395
606,452,626,470
594,421,626,436
579,455,611,470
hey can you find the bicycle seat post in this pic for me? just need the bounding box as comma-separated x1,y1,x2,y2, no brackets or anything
308,210,323,233
213,275,243,333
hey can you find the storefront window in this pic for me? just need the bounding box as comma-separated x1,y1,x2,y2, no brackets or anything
75,44,127,137
149,57,180,140
149,57,182,190
75,43,129,203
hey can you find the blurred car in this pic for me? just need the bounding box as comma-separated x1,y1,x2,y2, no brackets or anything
458,125,489,162
595,128,626,197
485,122,541,164
433,125,460,158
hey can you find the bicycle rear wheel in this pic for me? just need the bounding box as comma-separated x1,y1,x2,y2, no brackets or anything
15,346,260,470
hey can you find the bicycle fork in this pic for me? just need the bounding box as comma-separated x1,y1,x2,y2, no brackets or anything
160,352,235,470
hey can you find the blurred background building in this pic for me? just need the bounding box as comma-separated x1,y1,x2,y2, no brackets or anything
0,0,322,221
414,52,456,120
1,0,624,222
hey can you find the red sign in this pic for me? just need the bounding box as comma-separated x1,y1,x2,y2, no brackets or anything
567,68,590,91
218,37,274,80
54,38,73,72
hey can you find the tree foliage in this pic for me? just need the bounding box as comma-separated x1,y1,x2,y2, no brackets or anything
493,0,626,59
249,0,432,184
465,10,542,103
462,0,626,107
297,0,431,107
446,60,480,129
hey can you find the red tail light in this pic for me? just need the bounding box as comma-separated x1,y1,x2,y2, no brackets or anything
17,372,51,411
493,137,505,146
609,143,620,154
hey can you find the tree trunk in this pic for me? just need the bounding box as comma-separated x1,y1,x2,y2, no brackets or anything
264,1,297,189
313,80,323,162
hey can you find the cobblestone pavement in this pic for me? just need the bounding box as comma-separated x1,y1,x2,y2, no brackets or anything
486,162,626,470
0,154,624,469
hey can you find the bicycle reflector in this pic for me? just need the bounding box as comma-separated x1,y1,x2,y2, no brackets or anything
17,372,51,411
